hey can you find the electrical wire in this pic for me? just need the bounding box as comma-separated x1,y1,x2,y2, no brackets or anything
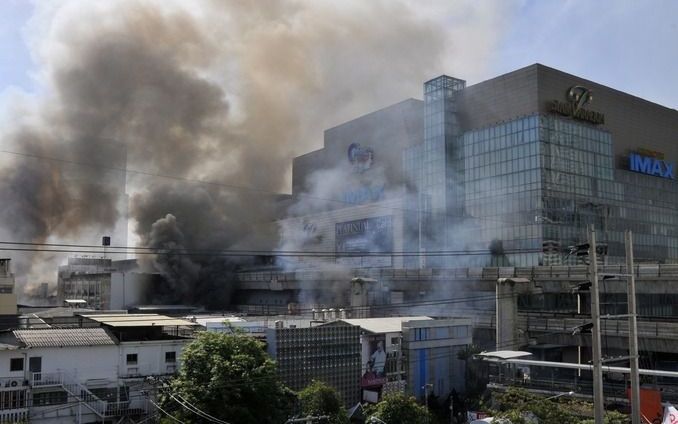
169,392,231,424
150,399,186,423
0,242,542,258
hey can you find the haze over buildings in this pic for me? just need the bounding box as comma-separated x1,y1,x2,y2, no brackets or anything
0,1,677,305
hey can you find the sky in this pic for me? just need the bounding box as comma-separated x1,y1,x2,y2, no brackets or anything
2,1,677,108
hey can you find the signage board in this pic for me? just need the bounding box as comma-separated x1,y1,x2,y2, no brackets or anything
341,184,385,205
335,216,393,267
348,143,374,172
361,334,388,388
629,152,674,179
549,86,605,125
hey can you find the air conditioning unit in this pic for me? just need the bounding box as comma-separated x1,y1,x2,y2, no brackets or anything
4,379,26,388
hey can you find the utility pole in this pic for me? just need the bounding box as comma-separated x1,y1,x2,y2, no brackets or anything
588,224,605,424
626,230,641,424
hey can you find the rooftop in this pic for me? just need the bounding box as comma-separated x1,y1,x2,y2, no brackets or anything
85,314,198,327
477,350,533,360
335,316,432,334
13,328,116,348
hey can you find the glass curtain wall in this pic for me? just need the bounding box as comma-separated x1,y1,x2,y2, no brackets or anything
422,76,465,267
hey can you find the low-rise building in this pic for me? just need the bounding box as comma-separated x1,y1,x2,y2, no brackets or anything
267,323,362,406
57,257,160,310
0,313,196,423
0,259,17,316
401,317,472,400
325,316,472,403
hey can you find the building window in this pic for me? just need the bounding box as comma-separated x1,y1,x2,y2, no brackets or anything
414,328,430,341
32,390,67,407
0,389,27,410
126,354,138,365
9,358,23,372
453,326,469,338
165,352,176,363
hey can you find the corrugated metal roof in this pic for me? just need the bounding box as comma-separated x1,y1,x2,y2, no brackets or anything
335,316,432,334
85,314,198,327
13,328,116,347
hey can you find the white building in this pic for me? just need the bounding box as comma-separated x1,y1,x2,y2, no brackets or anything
57,258,157,310
0,259,17,316
324,316,472,403
0,314,196,423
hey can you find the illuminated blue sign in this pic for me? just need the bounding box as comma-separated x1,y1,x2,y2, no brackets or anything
629,153,674,179
341,185,385,205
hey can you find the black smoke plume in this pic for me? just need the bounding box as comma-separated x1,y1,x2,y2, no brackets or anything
0,1,507,305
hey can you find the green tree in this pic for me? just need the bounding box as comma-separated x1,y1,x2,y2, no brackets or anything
492,387,631,424
298,380,348,424
492,387,579,424
580,410,629,424
366,393,432,424
160,331,293,424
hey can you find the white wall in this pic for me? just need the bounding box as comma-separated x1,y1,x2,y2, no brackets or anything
118,340,186,377
0,346,118,382
0,339,188,382
109,272,152,309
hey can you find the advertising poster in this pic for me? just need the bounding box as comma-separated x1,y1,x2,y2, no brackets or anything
335,216,393,268
361,334,388,388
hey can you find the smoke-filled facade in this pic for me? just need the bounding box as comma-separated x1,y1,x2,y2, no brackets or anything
278,63,678,276
0,1,510,304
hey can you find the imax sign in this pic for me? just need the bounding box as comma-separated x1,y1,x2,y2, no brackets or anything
629,153,674,179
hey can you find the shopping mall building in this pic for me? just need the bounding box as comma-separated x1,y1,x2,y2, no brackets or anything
235,65,678,400
281,63,678,269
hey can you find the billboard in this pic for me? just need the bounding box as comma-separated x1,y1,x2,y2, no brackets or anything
336,216,393,268
361,334,388,388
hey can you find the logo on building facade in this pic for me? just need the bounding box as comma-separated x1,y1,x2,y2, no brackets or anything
629,150,674,179
347,143,374,172
549,86,605,125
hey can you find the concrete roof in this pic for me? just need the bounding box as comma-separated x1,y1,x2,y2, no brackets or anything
193,316,245,327
335,316,432,334
477,350,533,360
13,328,116,348
21,307,96,318
85,314,198,327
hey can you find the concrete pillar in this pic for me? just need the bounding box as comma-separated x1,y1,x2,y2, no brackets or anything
496,278,531,351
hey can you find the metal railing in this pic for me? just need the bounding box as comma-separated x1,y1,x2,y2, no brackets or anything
519,315,678,340
29,372,134,419
236,264,678,283
30,372,64,387
0,409,28,423
489,372,678,404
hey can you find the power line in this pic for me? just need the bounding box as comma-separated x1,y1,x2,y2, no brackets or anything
169,392,231,424
150,399,186,424
0,240,542,258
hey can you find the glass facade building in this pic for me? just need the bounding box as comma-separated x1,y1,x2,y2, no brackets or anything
289,63,678,268
402,65,678,266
